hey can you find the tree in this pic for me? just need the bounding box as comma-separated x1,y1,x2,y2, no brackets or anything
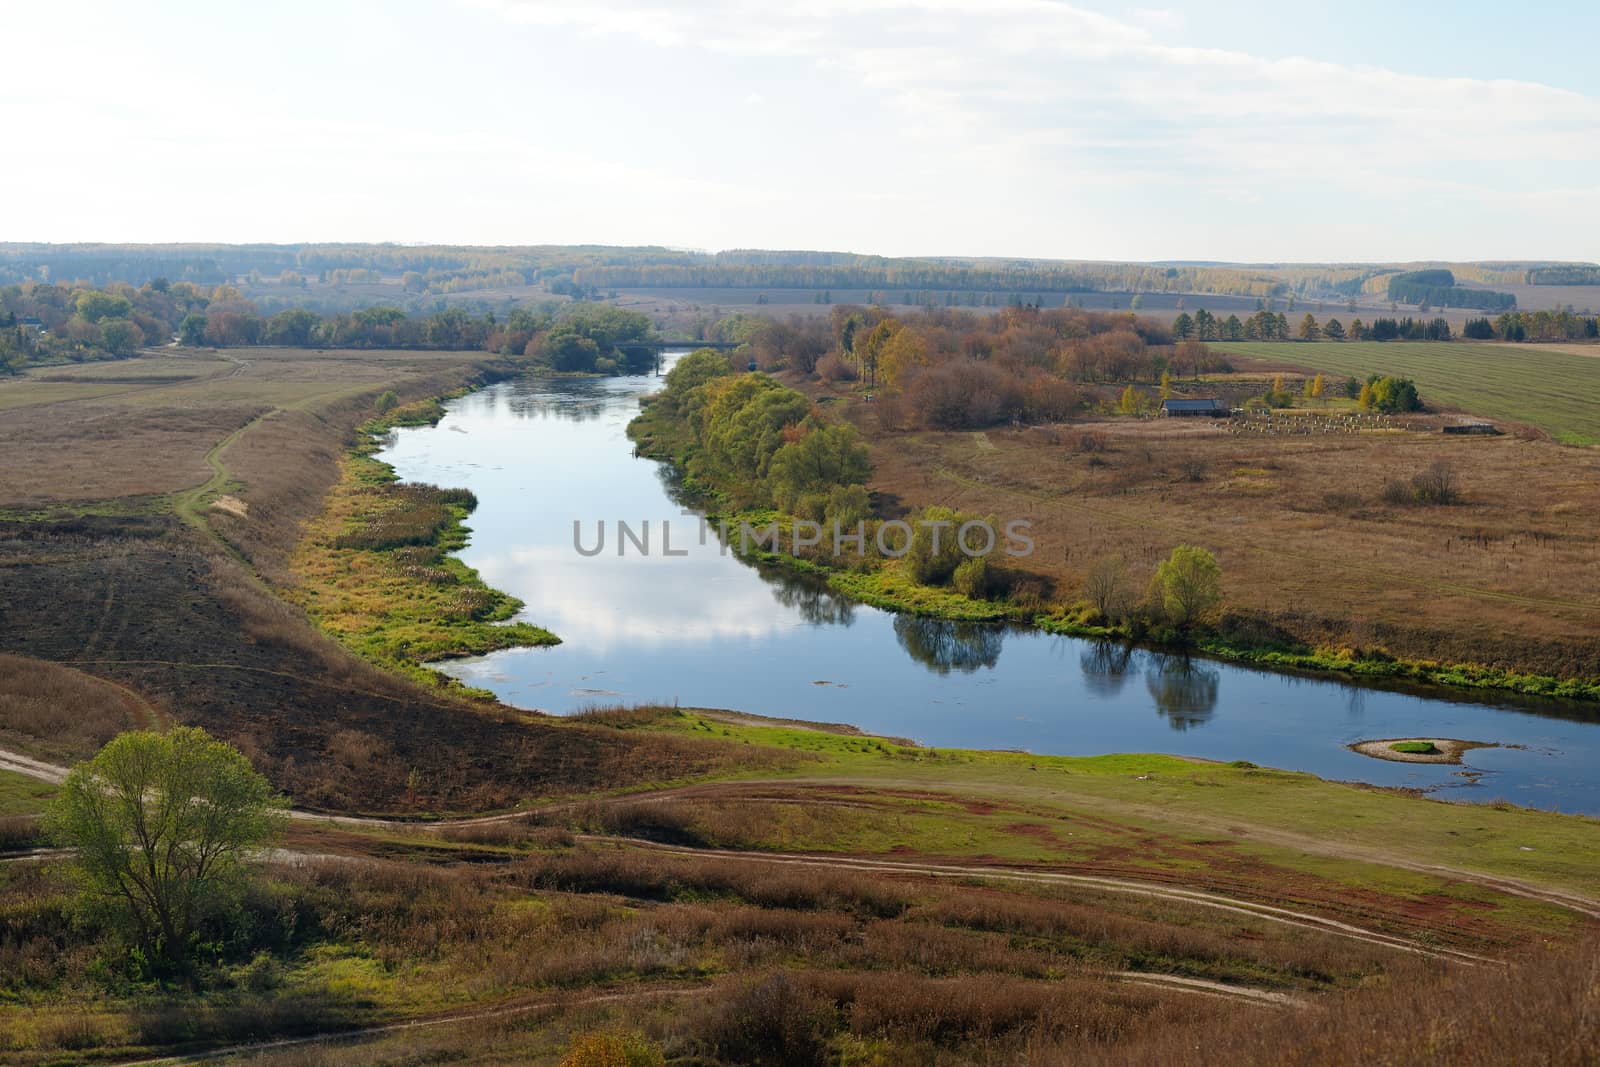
178,312,208,347
1297,313,1320,340
1305,373,1325,399
1172,312,1194,340
1085,556,1137,623
46,728,286,974
877,325,929,385
1154,545,1222,629
767,423,870,511
1322,318,1345,341
1158,369,1173,400
99,318,144,356
1117,384,1148,415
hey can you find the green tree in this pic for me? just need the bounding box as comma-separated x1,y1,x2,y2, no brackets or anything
75,289,133,324
1172,312,1194,339
178,312,208,347
767,423,870,511
1153,545,1222,629
46,728,285,974
99,318,143,356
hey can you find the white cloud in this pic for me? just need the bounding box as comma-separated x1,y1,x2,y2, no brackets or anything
469,0,1600,212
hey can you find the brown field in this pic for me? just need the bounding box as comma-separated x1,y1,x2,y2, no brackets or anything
0,347,777,812
811,377,1600,680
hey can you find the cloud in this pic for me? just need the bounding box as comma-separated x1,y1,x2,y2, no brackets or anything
468,0,1600,210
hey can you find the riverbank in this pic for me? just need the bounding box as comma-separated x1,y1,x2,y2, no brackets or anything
630,376,1600,705
286,395,558,697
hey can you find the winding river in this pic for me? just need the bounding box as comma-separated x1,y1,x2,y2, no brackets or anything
378,357,1600,814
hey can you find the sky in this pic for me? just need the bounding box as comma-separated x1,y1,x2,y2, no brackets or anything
2,0,1597,263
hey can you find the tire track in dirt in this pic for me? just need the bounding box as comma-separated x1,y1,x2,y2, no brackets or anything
5,748,1591,938
113,982,711,1066
597,838,1494,965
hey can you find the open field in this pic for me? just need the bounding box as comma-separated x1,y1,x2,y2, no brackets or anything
797,373,1600,683
1220,341,1600,445
1,709,1597,1064
0,349,784,813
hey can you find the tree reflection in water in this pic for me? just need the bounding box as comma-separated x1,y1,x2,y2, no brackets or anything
1080,641,1138,698
759,567,858,627
893,616,1005,675
1144,653,1221,730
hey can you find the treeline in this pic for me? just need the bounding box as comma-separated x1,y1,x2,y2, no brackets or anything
0,279,198,371
1526,266,1600,286
1464,310,1600,342
1178,309,1457,342
0,281,659,376
1384,270,1516,311
721,304,1238,431
0,243,701,289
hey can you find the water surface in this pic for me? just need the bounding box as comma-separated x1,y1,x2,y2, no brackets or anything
378,361,1600,814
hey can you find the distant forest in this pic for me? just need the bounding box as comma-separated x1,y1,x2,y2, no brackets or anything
4,244,1596,312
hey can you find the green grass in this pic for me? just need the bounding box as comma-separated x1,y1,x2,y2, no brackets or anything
0,770,57,817
614,710,1600,902
1219,341,1600,444
1391,741,1440,755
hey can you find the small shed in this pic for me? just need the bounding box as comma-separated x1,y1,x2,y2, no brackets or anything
1160,397,1228,418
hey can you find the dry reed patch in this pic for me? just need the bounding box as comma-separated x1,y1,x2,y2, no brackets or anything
0,654,154,762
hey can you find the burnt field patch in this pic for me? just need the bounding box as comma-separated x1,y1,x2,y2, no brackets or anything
0,516,782,813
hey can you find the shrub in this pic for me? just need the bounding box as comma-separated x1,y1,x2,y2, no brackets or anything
374,390,399,414
1411,459,1461,505
816,352,857,382
559,1030,665,1067
952,557,993,598
689,972,840,1067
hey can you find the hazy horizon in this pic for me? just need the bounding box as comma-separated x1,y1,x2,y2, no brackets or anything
4,1,1597,262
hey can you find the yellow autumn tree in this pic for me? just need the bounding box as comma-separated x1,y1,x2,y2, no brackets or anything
1117,385,1148,415
1357,382,1374,410
878,326,930,386
1305,373,1325,398
1159,369,1173,399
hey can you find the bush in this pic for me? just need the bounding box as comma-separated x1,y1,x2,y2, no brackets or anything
816,353,857,382
952,557,993,598
559,1030,665,1067
689,972,840,1067
1411,459,1460,505
373,390,399,414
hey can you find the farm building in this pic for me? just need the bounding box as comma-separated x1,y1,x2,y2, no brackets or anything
1160,397,1228,417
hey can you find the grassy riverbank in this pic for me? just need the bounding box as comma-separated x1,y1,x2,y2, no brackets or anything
287,396,558,696
631,371,1600,704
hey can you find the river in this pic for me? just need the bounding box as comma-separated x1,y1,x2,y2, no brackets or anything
377,358,1600,814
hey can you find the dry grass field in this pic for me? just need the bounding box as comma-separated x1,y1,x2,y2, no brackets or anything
817,384,1600,681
